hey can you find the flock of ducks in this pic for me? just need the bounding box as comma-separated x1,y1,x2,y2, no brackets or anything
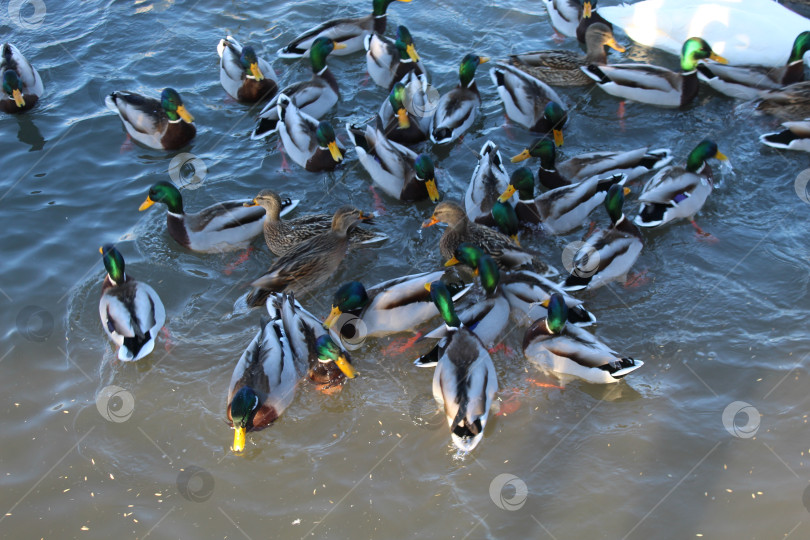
5,0,809,453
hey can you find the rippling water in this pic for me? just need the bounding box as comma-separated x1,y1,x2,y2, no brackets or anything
2,0,810,538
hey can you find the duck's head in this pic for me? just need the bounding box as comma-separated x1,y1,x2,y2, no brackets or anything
686,139,727,173
789,31,810,63
586,23,625,54
545,293,568,334
325,281,370,328
316,334,357,378
459,53,489,88
499,167,535,203
331,206,368,234
445,242,484,272
512,138,556,170
372,0,412,16
310,37,346,73
388,82,410,130
604,183,631,224
491,200,520,245
230,386,259,452
544,102,566,147
316,121,342,162
99,244,126,284
240,45,265,81
395,26,420,62
161,88,194,123
680,37,726,71
477,253,500,296
422,201,466,228
2,70,25,108
245,189,283,215
139,180,183,214
414,154,440,203
425,280,462,328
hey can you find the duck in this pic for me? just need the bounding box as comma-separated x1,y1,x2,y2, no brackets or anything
523,293,643,384
380,71,437,136
105,88,196,150
246,206,371,307
490,63,568,144
490,200,520,244
98,245,166,362
217,36,279,103
696,32,810,100
139,181,299,253
423,280,498,453
276,94,344,172
430,53,489,144
634,139,727,228
375,82,429,145
246,190,387,256
541,0,582,38
756,82,810,121
1,43,43,113
563,184,643,292
511,138,672,189
346,123,440,202
581,37,727,108
226,314,298,452
760,119,810,153
365,25,426,90
465,141,513,226
575,1,613,44
277,0,413,59
506,23,625,87
498,166,627,234
251,38,344,139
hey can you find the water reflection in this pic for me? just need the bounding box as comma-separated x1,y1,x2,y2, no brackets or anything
15,115,45,151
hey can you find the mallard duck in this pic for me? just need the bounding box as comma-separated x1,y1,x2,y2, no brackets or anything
756,81,810,121
380,71,437,135
98,245,165,362
490,63,568,144
506,23,625,87
523,293,643,383
563,184,643,291
226,315,297,452
251,38,344,139
246,206,370,307
346,123,440,201
139,181,299,252
277,0,413,58
365,25,426,90
511,138,672,189
490,200,520,244
575,1,613,44
498,166,627,234
760,119,810,153
105,88,195,150
634,139,727,228
1,43,43,113
276,94,344,172
582,37,727,107
465,141,513,226
374,82,430,145
246,190,387,256
697,32,810,100
217,36,279,103
541,0,582,38
430,53,489,144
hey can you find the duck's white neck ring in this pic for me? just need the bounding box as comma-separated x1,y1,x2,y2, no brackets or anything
168,211,184,219
615,214,626,226
316,66,328,76
169,118,182,124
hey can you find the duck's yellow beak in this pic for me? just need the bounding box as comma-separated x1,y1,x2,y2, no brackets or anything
249,62,264,81
553,129,564,147
406,43,420,62
335,354,356,379
422,215,440,228
498,184,517,203
606,38,625,53
328,141,343,162
397,107,410,129
176,105,194,123
511,149,531,163
425,179,440,203
243,199,258,207
583,1,593,18
710,52,728,64
540,298,550,308
98,246,104,255
139,196,155,211
232,426,246,452
511,234,521,246
623,187,631,196
715,150,728,160
479,56,490,64
444,256,460,267
324,305,341,328
424,282,432,291
12,88,25,108
333,41,347,50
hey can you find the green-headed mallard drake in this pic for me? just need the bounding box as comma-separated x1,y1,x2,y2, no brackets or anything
375,81,430,145
366,25,426,90
217,36,279,103
507,23,625,87
760,119,810,153
246,190,387,256
431,53,489,144
99,245,165,362
756,81,810,121
582,37,727,107
139,181,299,252
277,0,413,59
634,139,727,228
465,141,513,226
423,280,497,453
276,94,344,172
575,0,613,44
490,200,520,244
252,38,345,139
511,138,672,189
563,184,642,291
498,166,627,234
105,88,195,150
226,314,297,452
246,206,371,307
490,63,568,143
346,123,440,202
1,43,43,113
380,71,437,136
697,32,810,100
523,293,643,384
